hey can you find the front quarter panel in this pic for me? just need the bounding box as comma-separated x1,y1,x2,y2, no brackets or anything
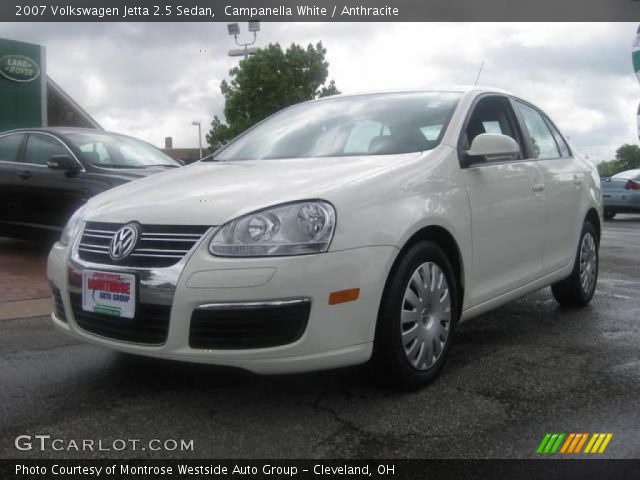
328,146,471,308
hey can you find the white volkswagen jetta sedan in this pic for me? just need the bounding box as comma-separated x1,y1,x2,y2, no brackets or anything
48,87,602,388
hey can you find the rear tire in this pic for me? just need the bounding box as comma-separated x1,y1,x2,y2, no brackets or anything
604,210,616,220
372,241,459,389
551,222,598,307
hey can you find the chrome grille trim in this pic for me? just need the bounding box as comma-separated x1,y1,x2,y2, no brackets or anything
77,222,211,268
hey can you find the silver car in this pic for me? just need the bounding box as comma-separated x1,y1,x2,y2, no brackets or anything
602,169,640,219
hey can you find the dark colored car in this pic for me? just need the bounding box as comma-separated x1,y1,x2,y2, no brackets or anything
0,127,181,241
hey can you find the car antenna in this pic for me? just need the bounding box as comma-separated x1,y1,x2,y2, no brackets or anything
474,62,485,86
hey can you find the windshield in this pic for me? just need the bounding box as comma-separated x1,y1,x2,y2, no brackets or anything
66,132,180,168
210,92,462,161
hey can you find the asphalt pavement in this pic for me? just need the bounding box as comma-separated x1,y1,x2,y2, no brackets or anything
1,216,639,459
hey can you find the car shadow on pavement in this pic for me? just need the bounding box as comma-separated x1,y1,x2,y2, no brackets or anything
604,213,640,223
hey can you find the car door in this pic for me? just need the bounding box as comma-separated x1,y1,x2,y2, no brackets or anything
0,132,29,227
21,132,87,230
459,95,546,307
512,100,586,274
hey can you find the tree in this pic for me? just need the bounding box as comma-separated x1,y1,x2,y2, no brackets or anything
614,144,640,171
206,42,340,150
597,144,640,177
597,159,621,177
205,116,230,152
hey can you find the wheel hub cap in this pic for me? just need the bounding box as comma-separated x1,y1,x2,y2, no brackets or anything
579,232,597,295
400,262,452,371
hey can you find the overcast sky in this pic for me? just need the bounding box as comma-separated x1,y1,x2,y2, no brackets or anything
2,22,638,161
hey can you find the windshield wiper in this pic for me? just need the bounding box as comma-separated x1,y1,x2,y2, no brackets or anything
94,164,133,169
138,164,180,168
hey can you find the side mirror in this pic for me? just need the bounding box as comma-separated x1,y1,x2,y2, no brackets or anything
47,155,80,173
463,133,521,167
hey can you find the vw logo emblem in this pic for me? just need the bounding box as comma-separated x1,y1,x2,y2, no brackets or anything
109,223,139,261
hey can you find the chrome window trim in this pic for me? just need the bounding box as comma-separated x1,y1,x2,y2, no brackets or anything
0,131,86,172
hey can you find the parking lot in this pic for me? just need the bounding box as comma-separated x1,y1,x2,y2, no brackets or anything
0,216,638,459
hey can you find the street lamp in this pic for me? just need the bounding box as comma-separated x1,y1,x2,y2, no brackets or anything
227,21,260,60
191,121,202,159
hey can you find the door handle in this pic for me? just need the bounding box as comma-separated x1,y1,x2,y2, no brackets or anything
532,183,545,193
573,175,583,186
18,170,32,180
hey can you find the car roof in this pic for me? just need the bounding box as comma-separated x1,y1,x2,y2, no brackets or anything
300,86,514,105
0,127,120,136
612,169,640,179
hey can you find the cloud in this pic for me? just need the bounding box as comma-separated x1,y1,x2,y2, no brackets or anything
1,21,637,160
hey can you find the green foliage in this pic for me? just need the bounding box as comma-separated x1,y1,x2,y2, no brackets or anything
597,159,621,177
206,42,340,150
205,116,230,152
614,144,640,171
597,144,640,177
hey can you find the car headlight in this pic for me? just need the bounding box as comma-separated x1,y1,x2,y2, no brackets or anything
209,200,336,257
59,205,88,246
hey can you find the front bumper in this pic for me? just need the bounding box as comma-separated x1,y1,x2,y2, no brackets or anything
47,237,397,374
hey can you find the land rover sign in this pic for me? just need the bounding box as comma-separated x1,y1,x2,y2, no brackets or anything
0,37,46,130
0,54,40,82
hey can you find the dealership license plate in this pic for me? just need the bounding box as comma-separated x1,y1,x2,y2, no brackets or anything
82,270,136,319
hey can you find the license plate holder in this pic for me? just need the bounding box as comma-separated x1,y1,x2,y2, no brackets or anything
82,270,136,319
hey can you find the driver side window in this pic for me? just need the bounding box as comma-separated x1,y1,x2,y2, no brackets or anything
462,96,523,158
24,134,69,166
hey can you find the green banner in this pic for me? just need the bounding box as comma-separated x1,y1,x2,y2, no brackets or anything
0,37,46,131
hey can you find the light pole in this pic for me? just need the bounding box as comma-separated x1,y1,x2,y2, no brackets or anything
191,121,202,159
227,21,260,59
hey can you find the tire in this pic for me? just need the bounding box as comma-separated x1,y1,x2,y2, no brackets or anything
372,241,459,389
551,222,598,307
604,210,616,220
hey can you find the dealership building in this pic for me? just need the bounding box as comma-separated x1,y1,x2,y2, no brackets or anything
1,37,201,161
0,37,102,132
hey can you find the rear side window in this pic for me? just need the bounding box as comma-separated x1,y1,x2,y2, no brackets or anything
0,134,25,163
544,118,571,158
24,133,69,166
514,101,561,160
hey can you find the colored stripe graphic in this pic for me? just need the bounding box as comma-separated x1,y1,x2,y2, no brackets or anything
559,433,575,453
537,433,565,454
585,433,613,454
538,433,613,454
536,434,552,454
574,433,588,453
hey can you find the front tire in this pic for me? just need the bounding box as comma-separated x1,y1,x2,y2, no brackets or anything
551,222,598,307
372,241,459,389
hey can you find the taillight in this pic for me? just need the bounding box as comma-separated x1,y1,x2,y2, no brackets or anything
624,180,640,190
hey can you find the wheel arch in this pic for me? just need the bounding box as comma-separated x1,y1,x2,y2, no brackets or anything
585,207,601,244
384,225,465,314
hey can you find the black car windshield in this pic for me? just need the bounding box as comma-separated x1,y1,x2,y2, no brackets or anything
66,132,180,168
210,92,462,161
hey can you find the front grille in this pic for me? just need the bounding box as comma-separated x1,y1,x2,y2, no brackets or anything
78,222,209,268
70,292,170,345
189,300,311,350
51,286,67,322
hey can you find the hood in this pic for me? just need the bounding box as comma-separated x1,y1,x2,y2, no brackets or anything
85,154,419,225
92,166,179,183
